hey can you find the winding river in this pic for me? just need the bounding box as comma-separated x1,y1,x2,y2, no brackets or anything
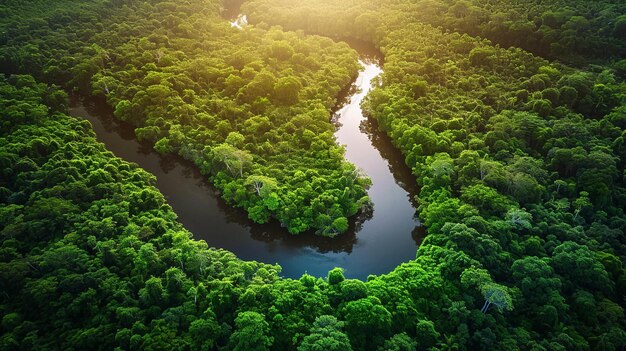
68,14,423,279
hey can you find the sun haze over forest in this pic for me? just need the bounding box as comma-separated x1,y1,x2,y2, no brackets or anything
1,0,626,350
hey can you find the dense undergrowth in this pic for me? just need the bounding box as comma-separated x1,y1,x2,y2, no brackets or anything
1,0,626,350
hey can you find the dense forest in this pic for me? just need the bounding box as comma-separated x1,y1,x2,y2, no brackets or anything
1,0,369,236
1,0,626,350
244,0,626,66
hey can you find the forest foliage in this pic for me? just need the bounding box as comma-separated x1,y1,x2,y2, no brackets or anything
0,0,369,236
244,0,626,66
1,0,626,350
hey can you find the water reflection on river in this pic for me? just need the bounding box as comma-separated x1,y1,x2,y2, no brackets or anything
69,23,423,279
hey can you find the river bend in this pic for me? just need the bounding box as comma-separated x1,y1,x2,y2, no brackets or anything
68,15,422,279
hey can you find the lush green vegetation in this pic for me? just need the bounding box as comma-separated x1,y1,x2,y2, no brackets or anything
437,0,626,65
245,0,626,66
0,0,369,236
0,75,280,349
2,0,626,350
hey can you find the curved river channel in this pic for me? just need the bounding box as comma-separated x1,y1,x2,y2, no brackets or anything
69,16,423,279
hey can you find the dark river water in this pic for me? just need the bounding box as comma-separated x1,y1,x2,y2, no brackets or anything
68,16,423,280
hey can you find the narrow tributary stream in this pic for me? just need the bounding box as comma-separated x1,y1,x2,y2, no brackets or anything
68,15,423,279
